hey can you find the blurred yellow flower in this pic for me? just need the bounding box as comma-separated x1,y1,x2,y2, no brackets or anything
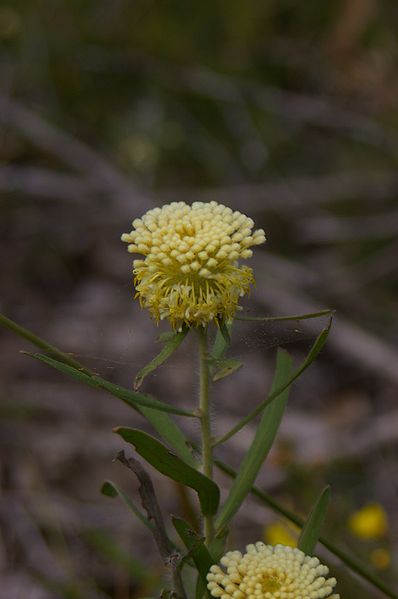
370,548,391,570
264,520,297,548
122,201,265,330
348,503,388,540
207,542,339,599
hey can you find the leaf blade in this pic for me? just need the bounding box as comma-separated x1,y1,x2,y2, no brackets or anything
101,480,154,532
115,428,220,515
215,349,293,532
134,329,188,390
172,516,213,585
213,320,332,447
26,352,196,417
235,309,335,322
298,486,331,555
139,406,197,467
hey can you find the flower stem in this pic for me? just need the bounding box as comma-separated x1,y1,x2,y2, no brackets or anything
197,327,214,544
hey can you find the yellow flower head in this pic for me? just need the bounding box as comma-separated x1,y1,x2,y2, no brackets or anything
348,503,388,540
207,543,339,599
121,201,265,330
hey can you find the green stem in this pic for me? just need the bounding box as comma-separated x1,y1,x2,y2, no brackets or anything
197,327,214,544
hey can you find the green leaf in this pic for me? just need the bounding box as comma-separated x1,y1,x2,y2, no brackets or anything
217,318,231,347
25,352,196,417
0,312,92,375
215,349,293,533
208,530,228,563
11,314,197,464
210,322,233,361
212,358,243,382
213,320,332,446
172,516,213,585
298,486,331,555
134,328,188,390
139,406,197,467
114,428,220,516
101,480,154,532
235,309,335,322
195,576,207,599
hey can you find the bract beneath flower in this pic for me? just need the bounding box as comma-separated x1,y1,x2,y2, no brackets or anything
121,201,265,330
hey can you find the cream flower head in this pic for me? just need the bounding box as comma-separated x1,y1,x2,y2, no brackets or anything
207,542,339,599
121,201,265,330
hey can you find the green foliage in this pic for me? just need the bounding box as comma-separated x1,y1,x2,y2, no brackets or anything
216,348,293,532
101,481,155,533
25,351,195,417
213,319,332,446
172,517,214,585
298,486,331,555
114,428,220,516
134,328,188,390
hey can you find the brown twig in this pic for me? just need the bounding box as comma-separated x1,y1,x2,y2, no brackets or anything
116,451,186,599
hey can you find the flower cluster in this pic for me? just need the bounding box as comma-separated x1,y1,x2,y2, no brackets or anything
207,543,339,599
121,201,265,330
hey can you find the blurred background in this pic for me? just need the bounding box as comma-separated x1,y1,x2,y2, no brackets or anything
1,1,398,597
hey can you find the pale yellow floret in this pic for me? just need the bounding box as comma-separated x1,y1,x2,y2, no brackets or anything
121,201,266,330
207,543,339,599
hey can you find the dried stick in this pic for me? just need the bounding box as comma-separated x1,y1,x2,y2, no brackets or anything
116,451,186,599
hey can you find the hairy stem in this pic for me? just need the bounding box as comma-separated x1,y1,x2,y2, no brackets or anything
197,327,214,543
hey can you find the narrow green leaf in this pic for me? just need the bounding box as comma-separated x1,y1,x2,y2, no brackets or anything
211,322,233,361
218,319,231,347
195,576,207,599
114,428,220,515
25,352,196,417
172,516,213,584
216,459,398,599
134,329,188,390
236,309,335,322
101,480,154,532
9,314,197,462
208,531,228,563
139,406,197,467
298,486,331,555
216,349,293,533
0,312,92,375
213,320,332,447
212,358,243,382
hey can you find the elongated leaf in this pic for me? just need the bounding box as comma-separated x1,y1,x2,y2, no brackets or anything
11,315,197,462
212,358,243,382
217,319,231,347
216,349,293,532
139,406,197,467
298,486,331,555
208,530,228,563
210,322,233,361
134,329,188,390
236,309,334,322
114,428,220,515
172,516,213,584
216,459,398,599
0,312,92,375
26,352,195,417
101,480,154,532
213,320,332,446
